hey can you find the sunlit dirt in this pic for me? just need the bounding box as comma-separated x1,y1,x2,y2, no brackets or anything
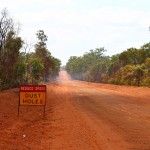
0,70,150,149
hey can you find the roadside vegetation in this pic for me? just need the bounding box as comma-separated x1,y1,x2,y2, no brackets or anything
66,45,150,87
0,9,61,90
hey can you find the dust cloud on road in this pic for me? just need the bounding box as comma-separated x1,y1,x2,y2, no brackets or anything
0,70,150,150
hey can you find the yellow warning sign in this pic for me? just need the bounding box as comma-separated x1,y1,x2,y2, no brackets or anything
19,85,46,106
20,92,46,105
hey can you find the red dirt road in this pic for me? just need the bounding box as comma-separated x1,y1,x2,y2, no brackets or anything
0,71,150,150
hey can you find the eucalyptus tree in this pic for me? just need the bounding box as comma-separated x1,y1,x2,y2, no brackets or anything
66,47,109,81
35,30,61,82
31,58,44,84
0,31,23,88
0,8,14,64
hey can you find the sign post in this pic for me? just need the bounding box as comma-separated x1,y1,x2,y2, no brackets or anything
19,85,46,116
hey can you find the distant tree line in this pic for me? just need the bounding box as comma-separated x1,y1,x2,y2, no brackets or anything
0,9,61,90
66,45,150,87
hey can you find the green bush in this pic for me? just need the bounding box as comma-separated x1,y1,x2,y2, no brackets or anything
142,77,150,87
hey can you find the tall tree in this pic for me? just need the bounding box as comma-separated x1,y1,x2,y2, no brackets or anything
0,8,13,64
0,31,23,88
35,30,61,82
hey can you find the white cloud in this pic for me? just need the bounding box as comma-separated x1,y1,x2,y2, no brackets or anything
0,0,150,64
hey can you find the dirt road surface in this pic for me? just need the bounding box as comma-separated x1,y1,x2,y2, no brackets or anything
0,70,150,150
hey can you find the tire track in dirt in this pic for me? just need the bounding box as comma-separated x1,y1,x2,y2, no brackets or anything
47,83,101,150
0,70,150,150
68,81,150,150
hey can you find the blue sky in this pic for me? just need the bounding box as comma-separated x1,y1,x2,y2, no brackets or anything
1,0,150,65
